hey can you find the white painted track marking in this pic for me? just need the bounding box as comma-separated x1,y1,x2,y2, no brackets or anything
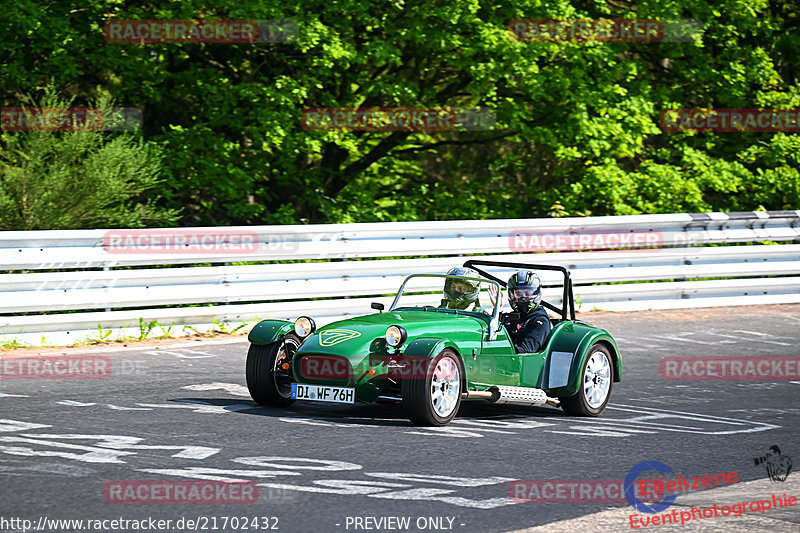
0,424,220,463
138,467,302,481
105,404,152,411
143,349,215,359
138,400,256,414
0,419,51,432
55,400,95,407
183,382,250,396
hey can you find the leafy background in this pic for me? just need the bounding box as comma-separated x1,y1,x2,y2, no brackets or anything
1,0,798,229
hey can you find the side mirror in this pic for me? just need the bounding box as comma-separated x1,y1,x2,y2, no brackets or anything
371,302,385,312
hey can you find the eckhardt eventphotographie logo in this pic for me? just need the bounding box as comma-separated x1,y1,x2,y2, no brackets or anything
104,480,257,504
0,107,142,131
508,229,665,253
0,355,111,379
660,356,800,380
509,18,703,42
754,445,793,482
103,19,297,43
625,459,797,529
661,108,800,132
301,107,496,132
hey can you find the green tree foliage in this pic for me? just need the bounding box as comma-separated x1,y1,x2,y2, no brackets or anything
0,0,798,228
0,86,178,229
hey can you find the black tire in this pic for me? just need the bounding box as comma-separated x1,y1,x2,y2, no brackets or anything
560,343,613,416
402,349,464,426
246,333,301,407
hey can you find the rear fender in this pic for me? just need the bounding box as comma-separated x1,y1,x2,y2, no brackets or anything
542,325,621,397
248,320,294,345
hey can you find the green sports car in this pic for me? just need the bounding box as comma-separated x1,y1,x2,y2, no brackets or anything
245,260,621,426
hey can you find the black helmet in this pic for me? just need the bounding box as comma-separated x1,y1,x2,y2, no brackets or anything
442,267,481,309
508,270,542,314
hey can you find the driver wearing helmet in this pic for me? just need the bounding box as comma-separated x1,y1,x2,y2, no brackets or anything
440,267,487,313
504,270,552,353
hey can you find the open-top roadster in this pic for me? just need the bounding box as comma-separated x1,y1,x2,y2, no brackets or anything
245,260,621,426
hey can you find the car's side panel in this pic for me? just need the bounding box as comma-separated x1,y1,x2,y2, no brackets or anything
519,353,546,387
512,321,572,389
473,322,571,390
248,319,294,345
477,328,519,386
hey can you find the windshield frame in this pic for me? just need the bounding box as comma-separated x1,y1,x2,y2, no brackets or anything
389,273,502,340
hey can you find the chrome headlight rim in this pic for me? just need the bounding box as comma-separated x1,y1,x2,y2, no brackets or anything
385,325,407,348
294,316,316,338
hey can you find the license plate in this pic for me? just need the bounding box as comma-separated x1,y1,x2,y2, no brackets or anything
291,384,355,404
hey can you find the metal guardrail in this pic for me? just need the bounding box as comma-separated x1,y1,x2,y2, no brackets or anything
1,211,799,346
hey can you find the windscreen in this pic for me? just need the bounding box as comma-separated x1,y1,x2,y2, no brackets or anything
390,274,501,317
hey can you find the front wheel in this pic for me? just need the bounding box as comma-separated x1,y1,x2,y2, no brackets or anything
246,333,301,407
560,344,613,416
402,349,463,426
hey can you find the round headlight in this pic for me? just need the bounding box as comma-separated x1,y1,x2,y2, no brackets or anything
385,325,407,347
294,316,316,337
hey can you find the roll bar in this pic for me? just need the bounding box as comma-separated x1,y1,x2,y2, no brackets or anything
462,260,576,321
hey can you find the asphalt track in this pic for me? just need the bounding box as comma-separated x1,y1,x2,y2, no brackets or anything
1,304,799,533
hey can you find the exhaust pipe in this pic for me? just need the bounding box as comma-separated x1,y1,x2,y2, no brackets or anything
465,390,498,401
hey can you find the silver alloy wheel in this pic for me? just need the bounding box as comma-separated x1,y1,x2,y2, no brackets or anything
273,338,299,398
430,356,461,417
583,350,611,408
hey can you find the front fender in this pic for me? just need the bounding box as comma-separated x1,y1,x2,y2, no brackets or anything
542,323,622,397
248,319,294,345
402,337,460,358
401,338,465,392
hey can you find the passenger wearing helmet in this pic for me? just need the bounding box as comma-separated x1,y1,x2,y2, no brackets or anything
504,270,552,353
440,267,487,313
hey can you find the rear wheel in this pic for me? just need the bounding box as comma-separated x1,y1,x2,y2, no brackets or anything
246,333,301,407
560,344,613,416
402,349,463,426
